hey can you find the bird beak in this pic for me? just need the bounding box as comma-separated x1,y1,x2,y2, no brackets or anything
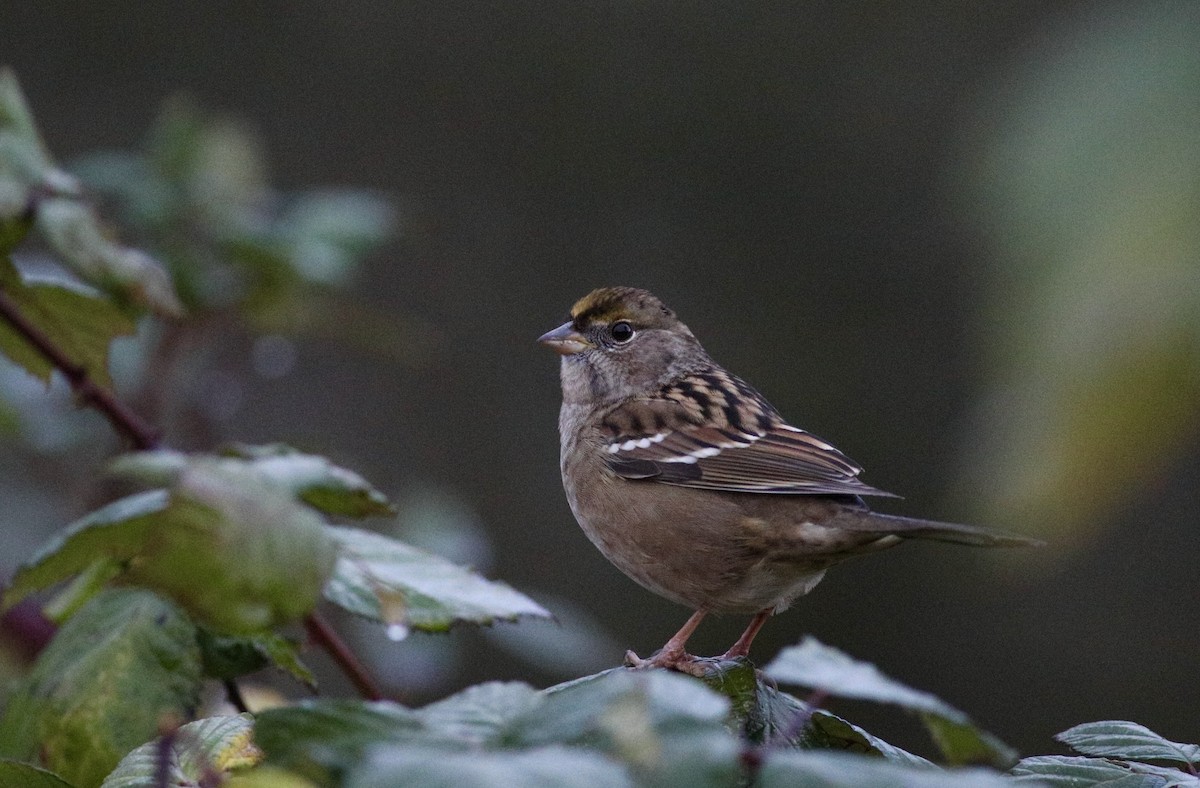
538,322,593,355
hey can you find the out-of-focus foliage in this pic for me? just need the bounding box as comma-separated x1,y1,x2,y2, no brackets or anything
0,760,76,788
3,443,549,653
0,589,203,787
0,69,181,317
0,263,135,390
5,460,338,634
956,3,1200,542
0,69,561,784
100,714,261,788
70,96,399,340
0,69,406,459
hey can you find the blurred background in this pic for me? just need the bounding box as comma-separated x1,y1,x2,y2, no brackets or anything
3,0,1198,757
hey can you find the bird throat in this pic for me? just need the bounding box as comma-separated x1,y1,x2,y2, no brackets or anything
559,354,614,405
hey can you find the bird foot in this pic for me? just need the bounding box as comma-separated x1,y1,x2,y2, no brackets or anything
624,648,712,678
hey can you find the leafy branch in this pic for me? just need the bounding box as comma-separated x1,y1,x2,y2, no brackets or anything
0,284,159,450
0,67,551,785
0,190,385,710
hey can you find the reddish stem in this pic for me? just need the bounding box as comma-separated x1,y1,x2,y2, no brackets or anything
305,611,385,701
0,288,160,450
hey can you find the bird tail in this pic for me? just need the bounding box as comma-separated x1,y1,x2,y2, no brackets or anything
835,510,1044,548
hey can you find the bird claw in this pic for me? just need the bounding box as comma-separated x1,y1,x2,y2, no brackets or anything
624,648,712,678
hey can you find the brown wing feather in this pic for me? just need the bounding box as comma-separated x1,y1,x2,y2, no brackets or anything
599,367,897,497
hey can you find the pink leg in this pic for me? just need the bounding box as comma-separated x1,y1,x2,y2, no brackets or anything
625,609,707,673
721,608,771,659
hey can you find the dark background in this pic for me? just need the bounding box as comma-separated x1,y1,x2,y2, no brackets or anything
5,1,1198,756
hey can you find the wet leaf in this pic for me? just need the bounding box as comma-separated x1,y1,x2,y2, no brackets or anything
324,526,550,632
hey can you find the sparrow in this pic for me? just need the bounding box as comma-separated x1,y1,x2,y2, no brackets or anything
539,286,1038,675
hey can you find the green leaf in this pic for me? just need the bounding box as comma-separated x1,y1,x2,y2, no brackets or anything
7,458,339,634
515,668,743,786
254,672,745,787
0,263,136,389
256,683,544,781
0,760,76,788
0,69,180,316
924,715,1019,772
67,151,162,226
106,450,189,485
0,589,203,788
696,657,931,768
0,179,33,253
736,672,932,764
283,191,396,254
417,682,542,746
255,701,428,781
197,629,268,680
0,68,59,184
522,669,731,746
757,750,1015,788
765,637,965,720
277,191,396,286
112,446,396,518
274,191,393,287
323,526,550,632
744,675,810,747
346,746,632,788
252,632,318,689
694,656,759,728
42,558,125,623
100,714,261,788
808,711,936,768
1010,755,1185,787
197,629,315,689
226,766,321,788
1057,722,1200,766
2,490,169,612
33,197,182,317
123,463,337,633
764,637,1016,768
220,444,396,517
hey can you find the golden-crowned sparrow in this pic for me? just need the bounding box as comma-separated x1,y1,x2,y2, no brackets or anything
540,286,1039,675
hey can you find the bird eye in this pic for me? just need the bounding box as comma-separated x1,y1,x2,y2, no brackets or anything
610,320,635,343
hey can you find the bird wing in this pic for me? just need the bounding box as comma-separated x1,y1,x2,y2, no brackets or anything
598,368,897,497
